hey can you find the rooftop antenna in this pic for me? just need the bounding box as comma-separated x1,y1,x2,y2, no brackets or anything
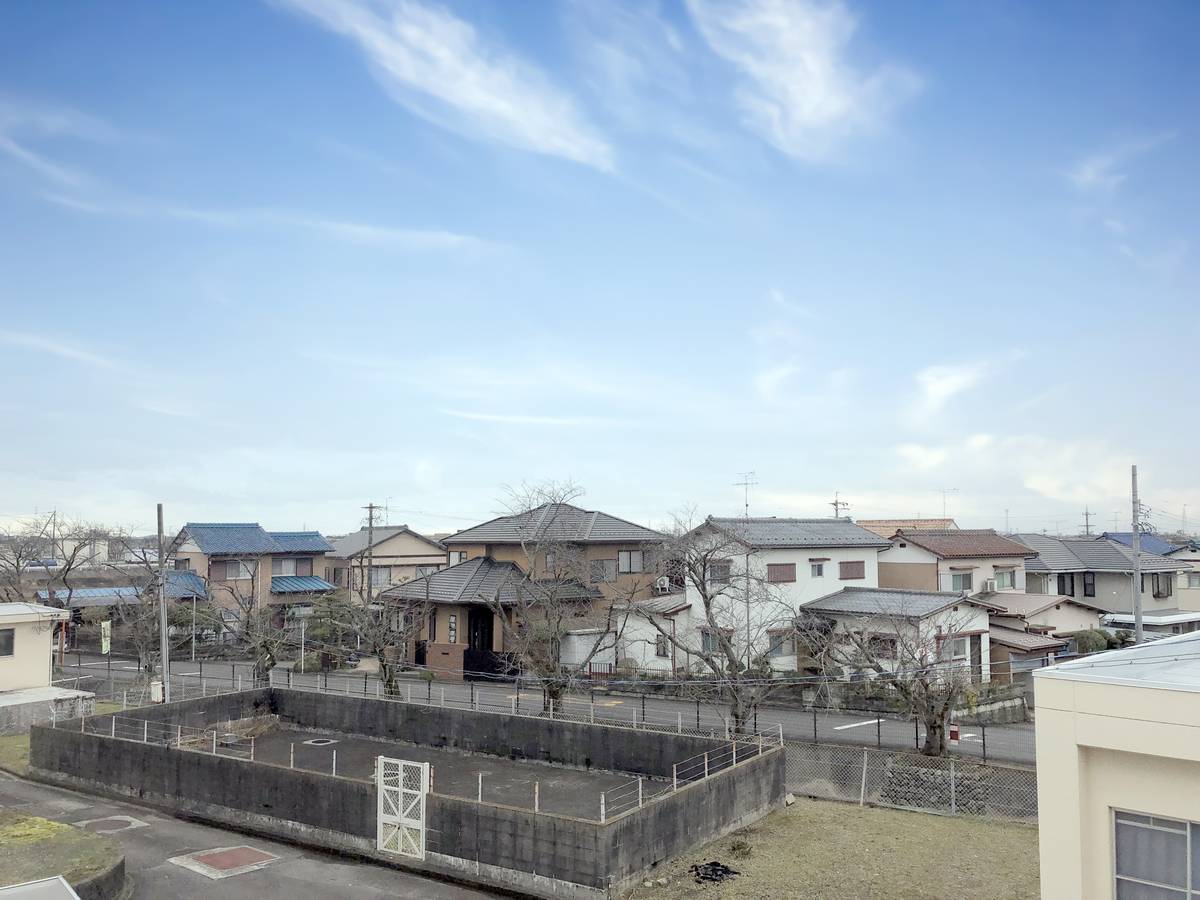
830,491,850,518
939,488,959,518
733,471,758,519
1081,506,1094,537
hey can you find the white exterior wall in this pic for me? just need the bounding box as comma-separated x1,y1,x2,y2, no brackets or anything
0,614,62,692
935,556,1028,592
1173,550,1200,611
617,610,699,673
1028,570,1176,614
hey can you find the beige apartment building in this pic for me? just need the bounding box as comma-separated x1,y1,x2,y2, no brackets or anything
1036,633,1200,899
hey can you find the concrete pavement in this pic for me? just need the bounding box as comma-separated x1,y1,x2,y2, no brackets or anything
0,768,496,899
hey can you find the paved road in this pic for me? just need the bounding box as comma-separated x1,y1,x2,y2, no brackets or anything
0,769,495,899
56,651,1036,766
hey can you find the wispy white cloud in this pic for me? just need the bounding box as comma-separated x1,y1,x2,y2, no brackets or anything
0,329,120,370
753,361,801,401
1068,133,1172,194
440,409,629,427
0,135,89,187
686,0,920,162
910,362,986,421
0,96,130,188
274,0,613,170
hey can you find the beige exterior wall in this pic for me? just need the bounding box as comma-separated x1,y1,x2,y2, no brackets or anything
1035,674,1200,899
0,614,61,691
174,549,330,611
331,531,446,602
447,541,659,603
877,561,938,590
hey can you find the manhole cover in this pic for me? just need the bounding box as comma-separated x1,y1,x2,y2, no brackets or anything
169,845,279,879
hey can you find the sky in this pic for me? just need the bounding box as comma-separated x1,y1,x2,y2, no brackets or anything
0,0,1197,539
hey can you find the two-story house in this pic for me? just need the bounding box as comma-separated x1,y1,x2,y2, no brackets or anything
1100,532,1200,612
877,528,1036,593
1014,533,1194,634
170,523,336,624
326,525,447,602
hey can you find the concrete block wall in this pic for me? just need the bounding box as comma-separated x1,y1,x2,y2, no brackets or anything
270,688,725,777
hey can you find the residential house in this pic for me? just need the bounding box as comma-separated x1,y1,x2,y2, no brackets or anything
382,555,600,680
1014,533,1194,633
170,524,336,624
980,589,1106,682
0,603,67,692
987,627,1067,684
1035,633,1200,899
675,517,892,671
1101,532,1200,611
796,586,997,683
878,529,1036,593
560,590,697,677
440,503,667,606
857,518,957,539
326,525,446,602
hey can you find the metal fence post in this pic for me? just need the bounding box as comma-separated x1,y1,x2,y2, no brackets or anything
143,720,148,743
672,763,678,790
696,698,700,730
511,697,517,715
478,772,482,802
732,741,737,764
440,687,445,708
290,743,295,769
122,690,127,710
534,782,539,813
590,701,595,724
111,717,116,738
600,792,606,823
876,716,882,749
332,750,337,777
813,708,818,743
949,758,957,815
250,736,255,762
703,752,709,778
981,723,987,763
212,731,217,754
638,777,643,808
914,718,920,750
175,723,181,746
859,748,868,806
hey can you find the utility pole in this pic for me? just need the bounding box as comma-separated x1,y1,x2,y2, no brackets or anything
829,492,850,518
1081,506,1094,537
733,472,757,519
1131,466,1143,644
1004,508,1010,533
157,503,171,702
363,502,379,606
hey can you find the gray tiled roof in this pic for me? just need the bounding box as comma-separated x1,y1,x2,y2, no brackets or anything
442,503,666,546
329,525,445,559
380,556,601,607
269,531,334,553
1014,534,1190,574
707,517,890,549
801,587,990,619
181,523,331,556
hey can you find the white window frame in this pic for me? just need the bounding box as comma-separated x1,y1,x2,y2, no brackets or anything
1189,572,1200,589
370,566,392,587
273,557,299,576
994,569,1015,590
226,559,255,580
452,551,467,564
811,562,824,577
951,572,973,592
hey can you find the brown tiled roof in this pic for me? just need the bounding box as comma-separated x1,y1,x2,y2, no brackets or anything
895,529,1036,559
858,519,957,538
989,624,1067,652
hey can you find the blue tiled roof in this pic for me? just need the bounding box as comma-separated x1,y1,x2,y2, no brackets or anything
165,570,208,600
270,575,336,594
269,531,334,553
182,523,332,556
36,587,139,606
1100,532,1183,556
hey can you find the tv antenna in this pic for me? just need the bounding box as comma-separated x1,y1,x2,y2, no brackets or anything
733,471,758,519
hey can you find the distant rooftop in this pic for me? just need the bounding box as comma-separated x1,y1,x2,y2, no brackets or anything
706,517,890,550
894,528,1035,559
1014,533,1190,574
858,518,957,538
801,586,996,619
329,525,445,559
177,523,332,556
1100,532,1198,556
442,503,665,546
382,556,600,606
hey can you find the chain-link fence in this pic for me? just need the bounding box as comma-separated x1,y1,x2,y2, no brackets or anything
785,740,1037,821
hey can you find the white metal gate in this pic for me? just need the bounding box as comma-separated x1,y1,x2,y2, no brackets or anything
376,756,429,860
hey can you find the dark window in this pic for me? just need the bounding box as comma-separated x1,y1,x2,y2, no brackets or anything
839,560,866,580
428,610,437,642
1057,573,1076,596
618,550,644,574
655,634,669,658
0,628,12,657
1083,572,1096,597
709,560,732,584
767,632,792,657
767,563,796,583
867,634,897,660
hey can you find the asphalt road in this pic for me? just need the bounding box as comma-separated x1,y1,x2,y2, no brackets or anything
56,651,1037,766
0,769,496,899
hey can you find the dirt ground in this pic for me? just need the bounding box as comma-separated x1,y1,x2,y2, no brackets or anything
0,808,123,886
624,797,1039,900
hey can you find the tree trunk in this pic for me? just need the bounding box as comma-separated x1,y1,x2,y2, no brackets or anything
921,716,946,756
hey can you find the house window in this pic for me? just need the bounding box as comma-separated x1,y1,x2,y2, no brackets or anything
618,550,644,574
767,631,792,657
1057,573,1076,596
655,634,670,658
942,636,969,665
174,557,192,572
428,610,437,642
332,567,344,586
838,560,865,580
272,557,313,577
767,563,796,583
0,628,12,657
1147,573,1173,599
224,559,255,580
590,559,617,584
1083,572,1096,597
995,569,1015,590
452,551,467,564
448,614,457,644
709,560,732,584
951,572,973,592
811,562,824,577
867,634,897,660
544,550,557,573
415,565,439,577
1189,573,1200,589
1113,810,1197,897
370,566,391,587
700,630,720,654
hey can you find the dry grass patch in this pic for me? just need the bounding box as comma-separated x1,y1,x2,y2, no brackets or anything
0,809,123,886
625,797,1039,900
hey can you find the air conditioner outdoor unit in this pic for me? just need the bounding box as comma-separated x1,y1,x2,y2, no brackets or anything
983,578,997,592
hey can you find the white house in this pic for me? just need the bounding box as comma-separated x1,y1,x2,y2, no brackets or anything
1099,532,1200,613
0,603,92,734
797,587,997,683
878,529,1035,593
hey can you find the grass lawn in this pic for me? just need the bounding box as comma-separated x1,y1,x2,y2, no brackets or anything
0,732,31,776
625,797,1039,900
0,809,122,887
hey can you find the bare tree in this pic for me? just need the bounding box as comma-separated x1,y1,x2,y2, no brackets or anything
479,481,658,712
316,588,432,696
635,514,793,734
0,514,104,606
0,515,54,602
794,599,981,756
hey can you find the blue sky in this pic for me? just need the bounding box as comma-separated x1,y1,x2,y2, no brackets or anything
0,0,1196,537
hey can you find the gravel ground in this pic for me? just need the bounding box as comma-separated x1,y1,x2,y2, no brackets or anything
624,797,1039,900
